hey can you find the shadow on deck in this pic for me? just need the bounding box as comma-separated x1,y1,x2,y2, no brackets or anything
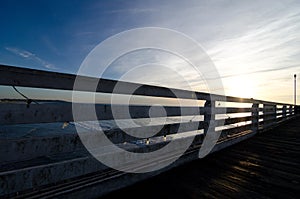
102,117,300,199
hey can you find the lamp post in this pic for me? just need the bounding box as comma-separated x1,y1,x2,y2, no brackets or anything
294,74,297,105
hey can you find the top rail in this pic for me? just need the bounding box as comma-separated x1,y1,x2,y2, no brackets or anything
0,64,293,105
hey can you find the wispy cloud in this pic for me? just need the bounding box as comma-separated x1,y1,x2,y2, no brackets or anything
105,8,157,14
205,64,300,80
41,36,61,56
5,47,56,69
208,10,300,77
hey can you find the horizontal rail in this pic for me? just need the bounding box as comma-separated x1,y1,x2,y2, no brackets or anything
0,65,219,101
216,107,253,114
0,64,294,105
219,123,252,137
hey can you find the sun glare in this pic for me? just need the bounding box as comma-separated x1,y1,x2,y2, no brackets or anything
225,76,255,98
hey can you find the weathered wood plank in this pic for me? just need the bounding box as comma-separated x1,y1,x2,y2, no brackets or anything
215,107,252,114
0,64,211,101
218,124,252,138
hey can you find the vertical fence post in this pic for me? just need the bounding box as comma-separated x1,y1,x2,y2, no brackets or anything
263,104,268,129
204,100,215,137
289,105,293,116
263,104,276,129
296,105,300,115
251,103,259,133
273,105,277,124
292,105,295,115
282,105,287,119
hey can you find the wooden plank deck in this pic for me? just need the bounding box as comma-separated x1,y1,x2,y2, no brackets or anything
102,116,300,199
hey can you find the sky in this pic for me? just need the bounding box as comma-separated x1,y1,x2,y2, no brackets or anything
0,0,299,104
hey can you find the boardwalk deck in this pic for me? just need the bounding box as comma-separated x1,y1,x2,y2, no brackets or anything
102,117,300,199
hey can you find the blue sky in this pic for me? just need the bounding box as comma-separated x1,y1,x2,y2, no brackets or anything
0,0,299,103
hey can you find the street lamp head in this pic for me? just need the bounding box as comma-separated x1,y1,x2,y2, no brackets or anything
295,74,297,78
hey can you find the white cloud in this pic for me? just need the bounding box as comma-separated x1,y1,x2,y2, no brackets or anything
5,47,57,69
